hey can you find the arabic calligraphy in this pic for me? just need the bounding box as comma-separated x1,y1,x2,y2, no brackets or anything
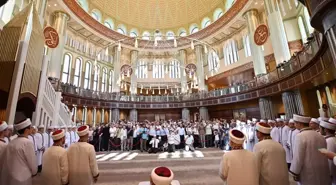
43,27,59,48
254,24,269,46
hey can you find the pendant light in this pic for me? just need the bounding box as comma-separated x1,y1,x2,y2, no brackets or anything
118,42,121,51
205,75,208,80
191,40,194,50
174,38,177,48
134,38,138,48
204,45,208,54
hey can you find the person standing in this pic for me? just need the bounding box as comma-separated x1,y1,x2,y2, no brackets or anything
290,114,331,185
278,118,291,168
253,122,289,185
178,124,185,150
139,124,148,152
287,119,299,168
320,118,336,185
310,118,320,132
192,124,199,149
41,129,69,185
28,126,38,171
185,132,194,152
205,122,213,148
127,124,134,151
0,121,8,157
67,125,99,185
219,129,258,185
0,118,37,185
120,125,127,151
269,120,279,143
102,124,110,151
35,125,47,172
198,122,206,148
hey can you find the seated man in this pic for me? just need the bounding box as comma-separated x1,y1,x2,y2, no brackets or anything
148,136,160,154
185,132,194,152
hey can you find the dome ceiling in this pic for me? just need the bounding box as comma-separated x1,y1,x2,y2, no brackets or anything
88,0,225,30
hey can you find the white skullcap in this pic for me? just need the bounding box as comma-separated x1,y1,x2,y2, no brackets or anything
289,119,295,123
293,114,311,124
310,118,319,124
268,120,275,124
38,125,45,129
256,122,272,134
51,129,65,140
7,124,13,130
0,121,8,132
320,120,336,131
260,119,266,123
252,118,258,122
247,120,252,124
276,118,284,122
329,118,336,124
14,119,32,131
229,129,246,145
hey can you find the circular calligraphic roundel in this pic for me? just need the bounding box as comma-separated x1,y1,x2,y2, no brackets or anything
185,63,197,74
120,64,132,76
43,26,59,48
254,24,269,46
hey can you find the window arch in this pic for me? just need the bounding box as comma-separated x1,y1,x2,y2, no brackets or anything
166,31,175,40
104,19,114,29
61,54,72,84
224,0,235,11
169,60,181,78
298,16,308,43
223,39,239,66
243,35,252,57
178,28,187,37
142,31,151,40
129,28,138,37
73,57,82,87
101,67,107,92
76,0,89,11
84,62,91,89
213,8,223,21
93,65,100,91
208,51,220,72
91,9,102,22
189,24,199,34
117,24,127,35
108,70,114,92
303,8,314,35
154,31,163,40
202,17,211,28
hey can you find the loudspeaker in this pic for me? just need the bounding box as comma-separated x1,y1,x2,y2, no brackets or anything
0,0,9,8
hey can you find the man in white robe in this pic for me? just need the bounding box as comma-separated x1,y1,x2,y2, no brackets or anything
64,127,71,149
269,120,279,142
68,125,99,185
277,118,291,167
149,136,160,153
310,118,320,133
35,125,46,172
41,129,69,185
253,122,289,185
0,121,8,157
0,118,38,185
289,114,331,185
287,119,299,167
219,129,259,185
28,126,38,170
247,118,259,151
320,118,336,185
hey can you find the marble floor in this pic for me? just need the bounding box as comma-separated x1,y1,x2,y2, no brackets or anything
33,148,297,185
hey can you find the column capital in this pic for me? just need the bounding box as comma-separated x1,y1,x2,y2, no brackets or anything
243,9,259,19
52,11,70,21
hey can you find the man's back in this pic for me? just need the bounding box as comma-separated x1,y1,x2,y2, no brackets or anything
254,139,289,185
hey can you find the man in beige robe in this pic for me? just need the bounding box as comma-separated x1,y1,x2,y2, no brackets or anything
219,129,259,185
0,118,37,185
41,129,69,185
68,125,99,185
0,121,8,158
290,114,331,185
253,122,289,185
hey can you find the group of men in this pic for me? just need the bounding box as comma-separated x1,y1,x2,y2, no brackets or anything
0,118,99,185
219,114,336,185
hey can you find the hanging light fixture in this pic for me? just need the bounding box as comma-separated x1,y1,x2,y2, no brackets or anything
134,38,138,48
205,75,208,80
189,72,192,79
146,89,149,94
165,89,167,94
176,88,179,93
154,37,158,47
174,38,177,48
165,66,168,74
204,45,208,54
152,89,155,95
121,74,125,80
191,40,194,50
127,69,130,77
140,88,143,93
118,42,121,51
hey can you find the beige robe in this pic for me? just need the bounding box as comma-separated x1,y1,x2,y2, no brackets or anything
0,139,7,157
253,139,289,185
290,129,331,185
0,137,37,185
41,146,69,185
67,142,99,185
219,149,259,185
326,136,336,185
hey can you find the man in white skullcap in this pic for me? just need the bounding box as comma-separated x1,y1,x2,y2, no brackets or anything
277,118,291,167
253,122,289,185
28,126,38,170
290,114,331,185
219,129,259,185
35,125,47,172
4,124,15,143
0,121,8,157
0,118,37,185
287,119,299,168
46,125,55,148
41,129,69,185
310,118,320,133
67,125,99,185
320,118,336,185
269,120,279,142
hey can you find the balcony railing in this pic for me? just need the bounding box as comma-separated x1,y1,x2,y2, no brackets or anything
61,33,321,103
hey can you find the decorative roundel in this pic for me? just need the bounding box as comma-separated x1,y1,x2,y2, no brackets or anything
185,63,197,74
43,26,59,48
254,24,269,46
120,64,132,76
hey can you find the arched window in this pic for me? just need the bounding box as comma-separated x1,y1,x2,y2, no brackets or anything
142,31,151,40
154,31,163,40
202,17,211,29
117,25,127,35
166,31,175,40
136,60,148,79
223,40,239,66
225,0,235,11
61,54,72,84
298,16,308,43
213,8,223,21
93,65,100,91
169,60,181,79
153,60,164,78
91,9,102,22
104,19,114,29
84,62,91,89
189,24,199,34
73,57,82,87
108,70,113,92
101,67,107,92
303,8,314,34
76,0,89,11
243,35,252,57
130,29,138,37
208,51,220,71
178,28,187,37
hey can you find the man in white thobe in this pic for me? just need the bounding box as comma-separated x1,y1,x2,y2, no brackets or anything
0,118,38,185
287,119,299,168
277,118,291,167
64,127,71,149
219,129,259,185
28,126,38,170
310,118,320,133
0,121,8,157
149,136,160,153
68,125,99,185
320,118,336,185
35,125,46,172
41,129,69,185
269,120,279,143
247,118,258,151
290,114,331,185
253,122,289,185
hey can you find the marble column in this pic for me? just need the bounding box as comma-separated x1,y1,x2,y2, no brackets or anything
112,108,120,122
282,91,304,119
195,45,206,91
182,108,190,121
101,108,105,123
259,97,275,119
82,106,87,125
199,107,209,120
129,109,138,122
93,107,96,127
112,46,121,93
109,109,112,123
73,105,77,123
264,0,291,65
244,9,267,76
48,11,69,80
130,50,138,96
179,49,188,93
